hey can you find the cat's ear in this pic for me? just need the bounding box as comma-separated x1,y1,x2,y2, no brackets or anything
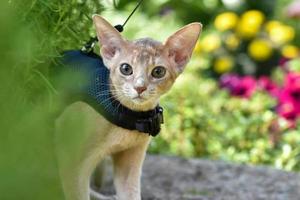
164,23,202,74
92,15,126,60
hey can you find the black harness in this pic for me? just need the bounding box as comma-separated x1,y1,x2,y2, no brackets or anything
57,50,163,137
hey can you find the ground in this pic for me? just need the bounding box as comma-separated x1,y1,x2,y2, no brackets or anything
97,155,300,200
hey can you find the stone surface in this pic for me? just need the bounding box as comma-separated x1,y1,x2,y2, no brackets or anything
97,155,300,200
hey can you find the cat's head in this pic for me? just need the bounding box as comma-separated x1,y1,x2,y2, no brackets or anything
93,15,202,111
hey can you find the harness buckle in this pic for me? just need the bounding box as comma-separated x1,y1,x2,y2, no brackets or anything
135,106,164,137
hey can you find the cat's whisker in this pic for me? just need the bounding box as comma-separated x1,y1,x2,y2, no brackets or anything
114,96,126,111
102,93,125,111
95,91,119,97
100,95,118,106
97,83,118,87
100,91,122,104
94,87,122,97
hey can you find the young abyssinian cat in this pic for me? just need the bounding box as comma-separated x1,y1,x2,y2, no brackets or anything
55,15,202,200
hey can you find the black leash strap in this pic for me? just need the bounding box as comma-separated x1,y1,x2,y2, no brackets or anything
82,0,144,53
120,0,144,30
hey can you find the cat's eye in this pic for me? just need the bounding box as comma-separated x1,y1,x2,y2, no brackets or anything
120,63,133,76
151,66,166,79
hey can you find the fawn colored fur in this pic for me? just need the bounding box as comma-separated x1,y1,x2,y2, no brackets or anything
55,15,202,200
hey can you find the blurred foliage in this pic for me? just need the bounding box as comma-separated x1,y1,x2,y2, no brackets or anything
0,0,104,199
149,61,300,171
116,0,277,26
1,0,300,199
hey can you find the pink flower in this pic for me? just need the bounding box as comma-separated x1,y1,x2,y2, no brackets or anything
287,0,300,18
220,74,240,91
220,72,300,124
277,73,300,121
285,73,300,97
279,57,291,71
220,74,256,98
277,101,299,120
257,76,280,97
282,73,300,105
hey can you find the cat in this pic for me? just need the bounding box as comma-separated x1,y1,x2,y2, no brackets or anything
54,15,202,200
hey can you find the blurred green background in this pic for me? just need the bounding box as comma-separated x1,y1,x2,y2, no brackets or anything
1,0,300,199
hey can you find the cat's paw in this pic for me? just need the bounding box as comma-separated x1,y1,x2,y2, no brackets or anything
90,189,117,200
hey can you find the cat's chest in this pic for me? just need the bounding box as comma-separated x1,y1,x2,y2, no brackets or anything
103,126,150,154
73,101,151,155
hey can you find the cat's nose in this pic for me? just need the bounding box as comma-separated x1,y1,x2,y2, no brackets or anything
134,86,147,94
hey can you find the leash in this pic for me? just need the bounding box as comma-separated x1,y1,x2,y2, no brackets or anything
82,0,145,53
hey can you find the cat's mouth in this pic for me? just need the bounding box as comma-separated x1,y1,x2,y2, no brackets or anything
132,96,146,102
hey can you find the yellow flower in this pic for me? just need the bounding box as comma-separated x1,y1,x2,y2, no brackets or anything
248,39,273,61
281,45,299,58
214,12,239,31
242,10,265,27
214,56,234,74
225,34,240,50
200,34,221,53
236,10,265,39
265,20,282,33
269,25,295,45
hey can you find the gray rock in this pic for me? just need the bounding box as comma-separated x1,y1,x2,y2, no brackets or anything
96,155,300,200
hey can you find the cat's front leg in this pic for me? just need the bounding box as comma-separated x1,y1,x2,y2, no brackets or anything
112,137,150,200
